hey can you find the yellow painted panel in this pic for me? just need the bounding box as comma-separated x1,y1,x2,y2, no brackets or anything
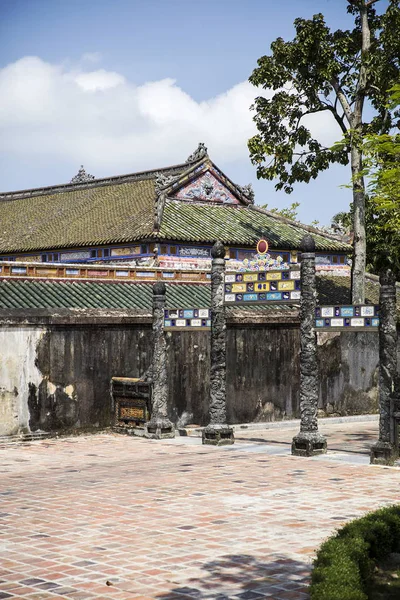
278,281,295,291
243,273,258,282
266,272,282,280
22,255,42,263
231,283,247,292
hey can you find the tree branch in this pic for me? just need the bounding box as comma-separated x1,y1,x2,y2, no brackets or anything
331,76,354,126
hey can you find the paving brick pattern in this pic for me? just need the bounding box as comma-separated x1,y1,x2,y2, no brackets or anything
0,422,399,599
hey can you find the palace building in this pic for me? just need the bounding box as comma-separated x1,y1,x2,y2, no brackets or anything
0,144,387,438
0,143,351,271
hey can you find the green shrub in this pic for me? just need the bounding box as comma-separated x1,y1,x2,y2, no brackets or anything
310,505,400,600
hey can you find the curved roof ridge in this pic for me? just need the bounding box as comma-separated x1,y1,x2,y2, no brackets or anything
0,161,191,202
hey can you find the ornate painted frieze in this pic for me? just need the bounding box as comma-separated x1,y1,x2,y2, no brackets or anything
176,170,239,204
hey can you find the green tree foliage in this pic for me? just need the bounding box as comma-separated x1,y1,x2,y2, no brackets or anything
332,196,400,277
248,0,400,303
363,84,400,225
333,85,400,276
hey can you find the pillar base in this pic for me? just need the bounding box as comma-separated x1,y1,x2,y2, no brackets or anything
144,418,175,440
202,424,234,446
291,431,327,457
370,440,398,465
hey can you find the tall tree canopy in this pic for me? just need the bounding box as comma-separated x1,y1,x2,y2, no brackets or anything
248,0,400,303
362,84,400,227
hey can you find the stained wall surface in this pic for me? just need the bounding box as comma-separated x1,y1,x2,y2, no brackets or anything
0,319,381,436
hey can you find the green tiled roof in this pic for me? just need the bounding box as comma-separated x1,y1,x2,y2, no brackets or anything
0,179,157,253
0,274,386,313
0,279,210,310
159,201,350,251
0,160,351,254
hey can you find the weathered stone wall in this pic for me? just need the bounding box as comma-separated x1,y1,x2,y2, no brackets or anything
0,314,382,436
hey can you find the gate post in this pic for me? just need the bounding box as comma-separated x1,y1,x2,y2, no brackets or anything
202,241,234,446
144,282,175,439
292,235,327,456
370,270,398,464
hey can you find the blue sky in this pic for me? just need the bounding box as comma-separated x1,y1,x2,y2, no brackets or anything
0,0,370,225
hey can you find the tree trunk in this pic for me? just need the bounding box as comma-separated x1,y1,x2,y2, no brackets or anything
349,0,371,305
351,144,366,304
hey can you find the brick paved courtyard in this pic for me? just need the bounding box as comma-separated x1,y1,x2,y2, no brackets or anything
0,420,399,600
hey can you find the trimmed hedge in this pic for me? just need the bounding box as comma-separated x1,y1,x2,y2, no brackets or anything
310,505,400,600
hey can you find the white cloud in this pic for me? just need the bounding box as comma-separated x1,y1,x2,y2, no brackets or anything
0,55,343,184
0,56,261,175
73,69,126,92
81,52,103,64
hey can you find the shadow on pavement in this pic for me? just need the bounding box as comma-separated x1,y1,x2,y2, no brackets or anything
155,553,310,599
234,428,378,456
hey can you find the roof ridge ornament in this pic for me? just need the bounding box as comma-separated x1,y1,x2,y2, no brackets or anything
154,172,179,196
185,142,208,164
70,165,95,184
237,183,255,204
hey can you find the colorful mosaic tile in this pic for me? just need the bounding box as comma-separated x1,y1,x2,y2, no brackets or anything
315,305,379,329
164,308,211,329
224,269,301,304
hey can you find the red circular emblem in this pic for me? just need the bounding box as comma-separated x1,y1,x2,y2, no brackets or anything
257,239,269,255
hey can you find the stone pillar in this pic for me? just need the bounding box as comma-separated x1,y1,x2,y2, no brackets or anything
202,241,234,446
370,270,398,464
144,282,175,439
292,235,327,456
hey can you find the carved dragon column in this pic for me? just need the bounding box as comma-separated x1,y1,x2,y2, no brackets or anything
202,241,234,446
371,270,399,464
144,282,175,440
292,234,327,456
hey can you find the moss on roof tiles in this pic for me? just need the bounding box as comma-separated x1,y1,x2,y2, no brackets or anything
0,179,157,253
159,201,350,251
0,157,351,255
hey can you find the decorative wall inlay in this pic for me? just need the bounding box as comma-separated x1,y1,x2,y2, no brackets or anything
237,251,290,272
87,269,108,277
315,305,380,329
60,251,91,261
176,170,239,204
111,246,141,257
164,308,211,330
178,246,211,258
224,268,301,304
